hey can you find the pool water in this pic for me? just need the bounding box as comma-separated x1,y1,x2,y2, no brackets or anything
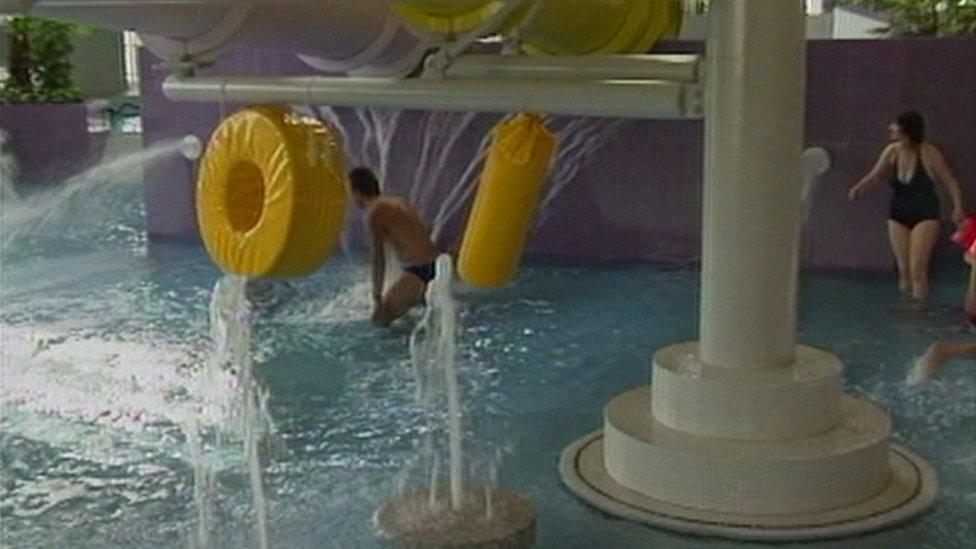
1,180,974,548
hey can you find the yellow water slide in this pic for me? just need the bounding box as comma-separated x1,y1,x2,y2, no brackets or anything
394,0,683,54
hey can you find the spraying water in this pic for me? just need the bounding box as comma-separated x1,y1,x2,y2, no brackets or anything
0,139,181,258
198,273,274,549
305,106,620,251
0,130,275,546
1,130,18,323
375,254,536,546
1,129,19,200
538,118,623,225
431,116,624,242
430,134,492,243
409,254,464,510
801,147,831,224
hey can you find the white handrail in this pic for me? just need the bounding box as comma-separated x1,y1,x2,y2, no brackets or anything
163,75,703,120
444,54,703,83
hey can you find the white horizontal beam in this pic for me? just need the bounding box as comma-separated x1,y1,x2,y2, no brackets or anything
444,54,703,83
163,75,703,120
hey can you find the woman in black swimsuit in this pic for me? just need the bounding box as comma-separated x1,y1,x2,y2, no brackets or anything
848,111,966,301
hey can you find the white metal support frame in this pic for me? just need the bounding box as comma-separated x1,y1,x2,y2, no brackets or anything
162,74,704,120
558,0,938,541
444,54,702,83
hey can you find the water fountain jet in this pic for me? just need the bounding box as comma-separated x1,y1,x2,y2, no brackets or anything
374,254,535,548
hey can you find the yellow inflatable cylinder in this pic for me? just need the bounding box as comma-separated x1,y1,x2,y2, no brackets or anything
458,113,557,288
196,106,347,277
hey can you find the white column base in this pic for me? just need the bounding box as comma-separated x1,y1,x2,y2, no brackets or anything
608,387,890,515
560,430,936,542
652,343,843,440
558,344,939,541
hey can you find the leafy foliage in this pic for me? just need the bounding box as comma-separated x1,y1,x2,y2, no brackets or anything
835,0,976,37
1,16,85,104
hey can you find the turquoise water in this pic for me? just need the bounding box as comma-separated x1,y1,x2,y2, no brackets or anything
1,180,974,548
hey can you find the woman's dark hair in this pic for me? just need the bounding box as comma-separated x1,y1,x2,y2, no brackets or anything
348,166,380,197
896,111,926,145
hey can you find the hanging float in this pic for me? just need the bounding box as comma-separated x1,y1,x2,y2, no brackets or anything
196,106,348,277
457,112,557,288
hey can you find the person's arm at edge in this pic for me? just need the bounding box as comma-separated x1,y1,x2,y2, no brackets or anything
848,143,896,200
926,144,966,224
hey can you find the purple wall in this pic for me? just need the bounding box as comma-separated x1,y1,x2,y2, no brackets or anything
140,50,315,242
0,103,99,184
803,39,976,270
141,38,976,270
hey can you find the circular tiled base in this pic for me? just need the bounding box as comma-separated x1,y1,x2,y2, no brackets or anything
374,487,536,548
559,431,938,542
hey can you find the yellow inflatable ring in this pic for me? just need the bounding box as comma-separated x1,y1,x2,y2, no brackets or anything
458,113,557,288
196,106,347,277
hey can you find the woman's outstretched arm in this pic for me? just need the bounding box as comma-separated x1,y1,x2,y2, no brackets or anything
848,143,896,200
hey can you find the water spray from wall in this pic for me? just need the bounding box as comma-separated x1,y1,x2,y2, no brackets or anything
0,139,182,260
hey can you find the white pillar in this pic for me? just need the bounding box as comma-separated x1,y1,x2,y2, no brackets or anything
699,0,806,369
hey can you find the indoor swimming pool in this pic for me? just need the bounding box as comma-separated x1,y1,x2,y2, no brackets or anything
1,178,974,548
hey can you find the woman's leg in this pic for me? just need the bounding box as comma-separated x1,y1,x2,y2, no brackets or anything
908,220,941,300
887,220,912,293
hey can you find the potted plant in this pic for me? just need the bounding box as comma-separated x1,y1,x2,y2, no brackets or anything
1,16,91,184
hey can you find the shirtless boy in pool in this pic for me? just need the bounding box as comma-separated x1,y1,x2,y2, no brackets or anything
347,167,440,327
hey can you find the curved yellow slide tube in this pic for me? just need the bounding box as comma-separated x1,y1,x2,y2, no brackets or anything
394,0,683,54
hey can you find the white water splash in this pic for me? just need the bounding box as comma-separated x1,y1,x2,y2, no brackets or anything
411,111,479,221
409,254,465,510
0,129,19,200
430,133,492,243
0,139,181,256
801,146,831,225
537,118,623,226
303,107,620,251
2,129,19,309
432,116,623,243
0,324,232,435
194,274,274,549
277,280,374,327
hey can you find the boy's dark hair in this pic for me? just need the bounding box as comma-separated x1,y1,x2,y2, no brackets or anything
348,167,380,197
896,111,926,145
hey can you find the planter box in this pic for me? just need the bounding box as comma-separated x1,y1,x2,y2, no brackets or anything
0,103,95,184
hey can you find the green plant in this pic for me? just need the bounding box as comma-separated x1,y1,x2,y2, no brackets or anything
693,0,711,15
1,16,84,104
835,0,976,37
